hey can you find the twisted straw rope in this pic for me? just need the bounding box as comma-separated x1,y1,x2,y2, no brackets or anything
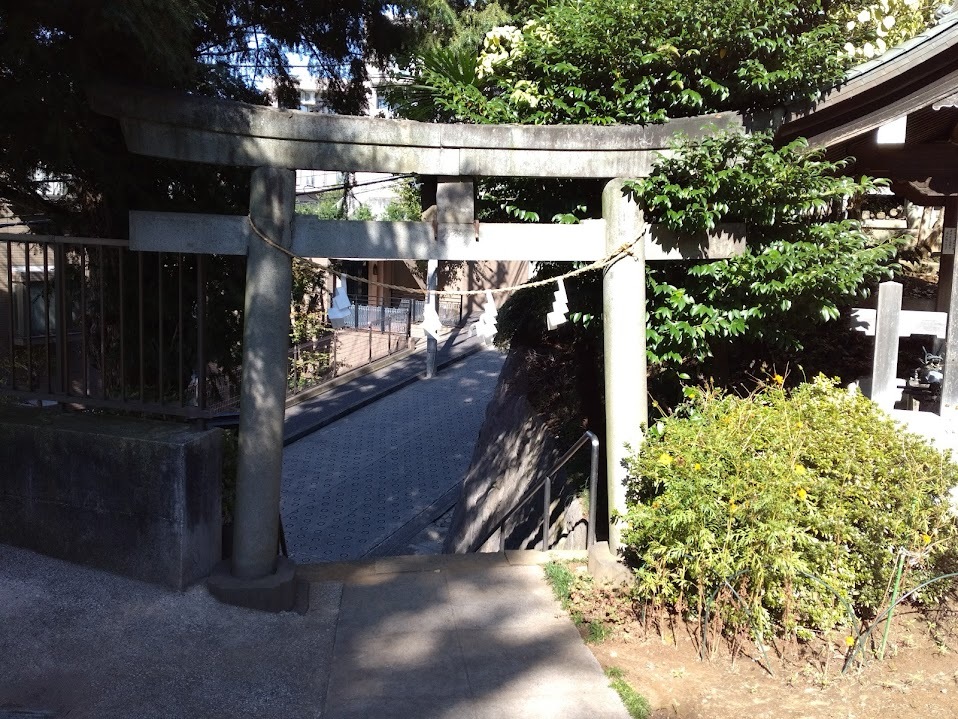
247,216,644,298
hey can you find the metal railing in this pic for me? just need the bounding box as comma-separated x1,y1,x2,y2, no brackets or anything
479,431,600,552
337,295,465,332
0,235,425,422
411,296,464,326
1,233,218,420
339,297,414,332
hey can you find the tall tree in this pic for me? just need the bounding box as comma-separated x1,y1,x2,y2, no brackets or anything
0,0,429,234
0,0,444,390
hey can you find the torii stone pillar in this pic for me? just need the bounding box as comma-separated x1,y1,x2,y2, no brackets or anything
602,180,647,550
208,167,299,609
233,167,295,578
425,178,476,378
939,197,958,414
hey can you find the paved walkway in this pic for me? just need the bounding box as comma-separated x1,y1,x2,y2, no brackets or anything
281,331,505,562
0,544,628,719
283,324,485,443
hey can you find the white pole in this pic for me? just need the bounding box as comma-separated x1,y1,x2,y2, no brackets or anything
425,258,439,378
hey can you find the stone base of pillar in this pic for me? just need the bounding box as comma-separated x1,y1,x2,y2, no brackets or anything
587,541,633,586
207,557,305,613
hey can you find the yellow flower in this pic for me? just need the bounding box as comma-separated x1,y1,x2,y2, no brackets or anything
657,453,674,466
796,488,808,501
922,533,932,545
793,463,807,476
693,462,702,471
773,373,785,385
729,500,738,512
845,635,855,648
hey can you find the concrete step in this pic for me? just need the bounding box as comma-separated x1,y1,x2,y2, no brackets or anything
297,549,588,582
301,549,627,719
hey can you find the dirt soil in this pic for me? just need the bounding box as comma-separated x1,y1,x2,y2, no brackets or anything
585,602,958,719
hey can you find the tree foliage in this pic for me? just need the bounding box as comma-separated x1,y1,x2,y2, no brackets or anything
406,0,516,60
379,179,424,221
0,0,439,389
395,0,859,124
835,0,939,61
0,0,428,233
630,132,899,364
396,0,939,125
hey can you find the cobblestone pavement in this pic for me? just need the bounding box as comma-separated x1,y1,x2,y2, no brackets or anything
281,347,506,563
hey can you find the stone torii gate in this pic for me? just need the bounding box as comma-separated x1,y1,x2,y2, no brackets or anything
91,85,745,610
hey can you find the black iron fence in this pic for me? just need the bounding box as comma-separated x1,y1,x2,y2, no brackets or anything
1,234,218,419
0,234,449,421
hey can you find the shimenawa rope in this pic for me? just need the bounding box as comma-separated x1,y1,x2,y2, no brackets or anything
246,216,645,298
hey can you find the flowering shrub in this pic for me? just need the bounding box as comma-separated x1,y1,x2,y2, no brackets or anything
623,376,958,638
476,24,525,79
835,0,937,60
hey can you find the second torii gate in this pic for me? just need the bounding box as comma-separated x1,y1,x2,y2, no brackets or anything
91,84,745,610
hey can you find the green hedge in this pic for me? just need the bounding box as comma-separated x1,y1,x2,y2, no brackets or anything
623,375,958,637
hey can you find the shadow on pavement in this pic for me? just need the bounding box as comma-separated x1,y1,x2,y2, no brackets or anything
0,546,625,718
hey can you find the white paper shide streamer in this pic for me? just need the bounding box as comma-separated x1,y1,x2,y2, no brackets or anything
327,274,353,329
473,290,498,344
421,302,443,340
546,279,568,331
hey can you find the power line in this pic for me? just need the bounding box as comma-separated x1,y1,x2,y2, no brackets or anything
295,173,415,197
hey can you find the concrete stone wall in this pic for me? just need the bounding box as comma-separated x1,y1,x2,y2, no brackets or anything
444,347,588,553
0,407,221,589
459,260,530,318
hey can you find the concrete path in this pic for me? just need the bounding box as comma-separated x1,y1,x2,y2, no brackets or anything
0,544,628,719
281,334,505,563
283,324,485,444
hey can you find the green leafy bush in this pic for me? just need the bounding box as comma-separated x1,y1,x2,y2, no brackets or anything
623,376,958,638
494,133,900,375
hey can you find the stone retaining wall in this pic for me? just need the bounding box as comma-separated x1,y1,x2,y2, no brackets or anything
0,406,221,589
444,347,588,553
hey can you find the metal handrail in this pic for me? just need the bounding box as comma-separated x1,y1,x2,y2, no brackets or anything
478,430,600,552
